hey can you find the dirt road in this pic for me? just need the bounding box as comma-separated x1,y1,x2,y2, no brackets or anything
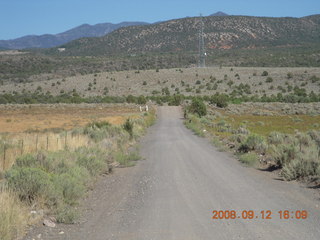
25,106,320,240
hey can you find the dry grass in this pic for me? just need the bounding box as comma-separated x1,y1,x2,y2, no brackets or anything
0,104,142,171
0,104,140,133
0,186,29,240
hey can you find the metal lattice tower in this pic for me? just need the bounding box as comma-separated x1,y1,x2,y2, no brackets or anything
198,14,206,68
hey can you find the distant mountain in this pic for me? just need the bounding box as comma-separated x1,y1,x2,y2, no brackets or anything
0,22,149,49
210,11,228,16
48,14,320,56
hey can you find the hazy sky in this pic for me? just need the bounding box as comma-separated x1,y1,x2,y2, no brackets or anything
1,0,319,40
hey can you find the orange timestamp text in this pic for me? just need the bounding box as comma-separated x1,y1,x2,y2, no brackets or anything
212,210,308,220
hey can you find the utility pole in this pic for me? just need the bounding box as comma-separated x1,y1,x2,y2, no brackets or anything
198,14,206,68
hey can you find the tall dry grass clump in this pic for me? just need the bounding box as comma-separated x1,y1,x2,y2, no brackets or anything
0,186,29,240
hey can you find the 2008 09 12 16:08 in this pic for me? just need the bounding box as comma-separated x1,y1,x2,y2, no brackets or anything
212,210,308,220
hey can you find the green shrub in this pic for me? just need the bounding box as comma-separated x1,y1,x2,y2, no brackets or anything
123,118,134,138
184,115,205,137
268,144,299,167
281,159,318,181
137,95,147,104
317,165,320,177
168,95,183,106
239,134,266,153
83,127,107,141
268,131,285,145
162,87,170,96
266,77,273,83
310,75,320,83
126,95,136,103
262,71,269,76
114,151,139,167
239,153,259,167
53,170,86,206
127,151,141,162
44,151,76,174
85,121,110,129
229,134,246,148
15,154,37,168
83,121,120,141
55,204,80,224
25,152,60,173
227,80,234,87
287,72,293,79
211,94,229,108
5,167,53,203
152,90,160,95
189,98,207,117
308,130,320,145
76,148,106,176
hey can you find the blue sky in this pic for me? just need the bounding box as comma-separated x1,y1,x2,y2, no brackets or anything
1,0,319,40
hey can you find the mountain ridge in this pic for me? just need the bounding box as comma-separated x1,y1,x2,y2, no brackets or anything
0,21,148,49
48,14,320,56
210,11,229,16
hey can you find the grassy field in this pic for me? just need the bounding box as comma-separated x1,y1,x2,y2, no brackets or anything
224,114,320,136
0,104,143,171
0,104,140,132
211,104,320,137
1,67,320,98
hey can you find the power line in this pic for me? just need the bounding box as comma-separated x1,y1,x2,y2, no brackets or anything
198,14,206,68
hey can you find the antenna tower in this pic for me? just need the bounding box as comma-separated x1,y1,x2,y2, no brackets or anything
198,14,206,68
